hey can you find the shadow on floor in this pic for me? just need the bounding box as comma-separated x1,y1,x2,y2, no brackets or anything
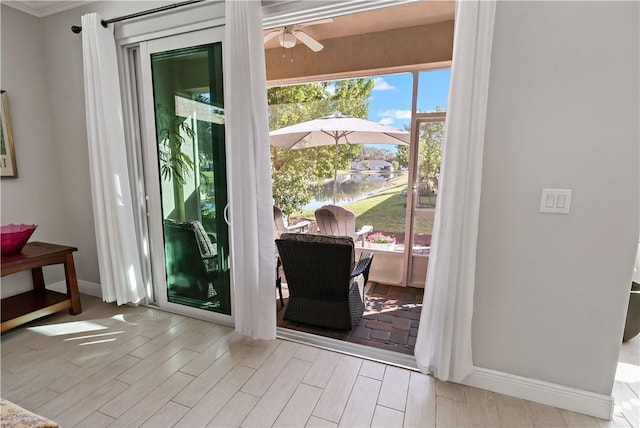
276,282,423,355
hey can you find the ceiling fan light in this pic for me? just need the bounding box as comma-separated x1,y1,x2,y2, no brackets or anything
279,32,296,48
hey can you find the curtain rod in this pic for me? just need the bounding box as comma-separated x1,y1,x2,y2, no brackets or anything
71,0,205,34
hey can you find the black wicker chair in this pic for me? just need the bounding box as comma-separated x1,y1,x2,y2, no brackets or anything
275,233,374,329
163,219,220,308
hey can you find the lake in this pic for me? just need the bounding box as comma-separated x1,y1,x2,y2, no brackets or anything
302,171,406,210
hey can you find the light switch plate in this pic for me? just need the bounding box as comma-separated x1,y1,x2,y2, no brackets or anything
540,189,572,214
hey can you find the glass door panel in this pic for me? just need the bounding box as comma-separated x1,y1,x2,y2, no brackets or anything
151,44,230,315
415,120,444,209
408,119,445,286
139,28,231,319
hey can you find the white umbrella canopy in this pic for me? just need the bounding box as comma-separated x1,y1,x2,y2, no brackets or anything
270,112,410,149
269,112,410,203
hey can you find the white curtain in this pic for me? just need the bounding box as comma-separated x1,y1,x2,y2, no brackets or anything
224,0,277,340
414,0,496,382
81,13,146,305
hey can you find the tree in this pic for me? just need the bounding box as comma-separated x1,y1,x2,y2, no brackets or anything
396,122,411,169
396,144,409,169
396,108,446,192
417,120,444,193
358,146,395,161
268,78,374,216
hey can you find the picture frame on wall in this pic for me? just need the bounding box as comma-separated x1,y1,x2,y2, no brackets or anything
1,90,17,178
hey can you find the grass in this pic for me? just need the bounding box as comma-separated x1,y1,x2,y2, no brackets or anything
297,174,433,234
347,182,407,232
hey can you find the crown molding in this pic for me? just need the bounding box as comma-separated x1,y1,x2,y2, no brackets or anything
262,0,419,30
3,1,95,18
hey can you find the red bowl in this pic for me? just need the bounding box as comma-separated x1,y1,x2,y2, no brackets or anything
1,224,38,256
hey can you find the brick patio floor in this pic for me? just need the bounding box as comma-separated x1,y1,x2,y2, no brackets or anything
276,282,423,355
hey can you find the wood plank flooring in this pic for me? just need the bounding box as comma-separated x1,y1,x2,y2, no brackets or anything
0,294,636,427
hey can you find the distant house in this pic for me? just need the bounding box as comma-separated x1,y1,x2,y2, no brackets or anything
351,159,392,171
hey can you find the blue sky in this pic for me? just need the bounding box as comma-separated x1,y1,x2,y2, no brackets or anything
368,69,451,129
357,69,451,152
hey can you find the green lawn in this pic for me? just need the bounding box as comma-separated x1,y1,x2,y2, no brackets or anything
297,174,433,234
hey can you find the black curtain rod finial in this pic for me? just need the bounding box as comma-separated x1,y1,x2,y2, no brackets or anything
70,0,203,34
71,20,108,34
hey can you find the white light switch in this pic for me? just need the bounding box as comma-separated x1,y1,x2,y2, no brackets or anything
545,194,555,208
556,194,566,209
540,189,572,214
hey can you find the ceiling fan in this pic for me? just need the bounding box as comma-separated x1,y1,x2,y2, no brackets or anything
263,18,333,52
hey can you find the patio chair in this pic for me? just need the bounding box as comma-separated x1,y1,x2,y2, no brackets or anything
275,233,374,329
314,205,373,246
274,205,311,307
273,205,311,239
163,219,220,307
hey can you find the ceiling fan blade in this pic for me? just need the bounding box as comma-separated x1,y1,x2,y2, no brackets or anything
294,30,324,52
263,30,281,44
297,18,334,27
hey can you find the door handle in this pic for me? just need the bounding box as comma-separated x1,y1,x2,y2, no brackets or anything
223,203,231,225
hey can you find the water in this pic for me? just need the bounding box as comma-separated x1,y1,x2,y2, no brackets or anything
301,171,406,210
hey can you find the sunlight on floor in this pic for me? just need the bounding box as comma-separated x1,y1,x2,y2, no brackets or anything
614,393,639,418
615,361,640,384
24,312,140,349
64,331,125,341
613,334,640,424
613,377,639,417
27,320,108,336
78,338,117,346
110,313,141,325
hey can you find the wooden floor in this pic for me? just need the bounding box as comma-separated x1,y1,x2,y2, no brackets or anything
615,333,640,427
0,294,636,427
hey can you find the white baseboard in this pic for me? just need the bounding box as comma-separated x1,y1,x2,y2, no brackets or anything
463,367,614,420
48,280,102,298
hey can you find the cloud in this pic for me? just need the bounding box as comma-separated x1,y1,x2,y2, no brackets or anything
379,118,395,126
378,108,412,119
373,77,395,91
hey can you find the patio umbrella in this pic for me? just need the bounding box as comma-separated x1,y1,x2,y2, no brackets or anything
269,112,410,203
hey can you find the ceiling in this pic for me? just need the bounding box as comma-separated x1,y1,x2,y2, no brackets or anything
263,0,455,50
4,0,455,43
3,1,95,17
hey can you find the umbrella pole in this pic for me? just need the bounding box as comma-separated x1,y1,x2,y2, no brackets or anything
333,138,339,204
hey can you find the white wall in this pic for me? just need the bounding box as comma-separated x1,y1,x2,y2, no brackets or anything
473,0,639,396
0,5,70,296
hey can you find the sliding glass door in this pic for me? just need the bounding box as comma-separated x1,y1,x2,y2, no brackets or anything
137,28,232,322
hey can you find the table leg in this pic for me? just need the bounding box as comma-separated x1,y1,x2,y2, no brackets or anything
31,267,45,289
64,252,82,315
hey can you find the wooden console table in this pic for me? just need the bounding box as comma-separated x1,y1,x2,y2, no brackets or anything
1,242,82,333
